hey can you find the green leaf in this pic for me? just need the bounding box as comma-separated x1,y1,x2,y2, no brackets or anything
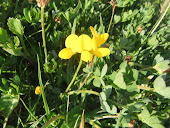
131,69,138,81
93,67,100,76
2,47,23,56
120,38,128,48
119,61,128,69
109,71,117,81
93,78,101,87
100,99,117,115
0,27,9,43
147,116,161,124
149,123,165,128
101,64,108,78
24,8,32,23
153,54,170,74
114,72,126,89
140,107,150,120
7,18,24,37
0,95,19,118
148,35,159,46
68,105,83,127
154,76,166,91
100,92,106,101
114,15,121,24
153,54,164,65
14,36,20,47
139,108,165,128
156,60,170,71
103,85,112,99
157,87,170,99
126,82,138,92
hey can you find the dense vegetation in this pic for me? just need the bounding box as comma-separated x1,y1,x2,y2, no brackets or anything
0,0,170,127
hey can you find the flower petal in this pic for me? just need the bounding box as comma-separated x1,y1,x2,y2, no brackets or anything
35,86,41,95
98,33,109,46
58,48,74,59
65,34,79,48
90,26,109,47
93,48,110,57
90,26,96,35
81,51,93,62
79,34,92,51
65,34,83,53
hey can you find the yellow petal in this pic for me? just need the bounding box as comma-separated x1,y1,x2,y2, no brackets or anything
93,48,110,57
35,86,41,95
91,38,98,51
81,51,93,62
65,34,83,53
79,34,92,51
65,34,79,48
58,48,74,59
98,33,109,47
90,26,109,47
90,26,96,35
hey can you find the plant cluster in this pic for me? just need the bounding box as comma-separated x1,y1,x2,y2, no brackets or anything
0,0,170,128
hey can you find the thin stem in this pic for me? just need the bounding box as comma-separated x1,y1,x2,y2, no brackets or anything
151,3,170,34
128,62,154,71
41,115,65,128
115,110,122,128
107,9,114,33
107,99,125,108
37,55,50,117
2,70,16,73
92,115,118,121
136,85,154,91
66,95,69,124
78,72,91,90
68,90,100,96
20,36,30,57
65,59,83,93
20,98,43,125
138,66,154,71
3,117,8,128
41,7,48,63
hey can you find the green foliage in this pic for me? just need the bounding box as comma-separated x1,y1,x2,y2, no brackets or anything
0,0,170,127
0,19,23,56
139,107,165,128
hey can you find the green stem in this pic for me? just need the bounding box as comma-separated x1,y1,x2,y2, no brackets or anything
41,115,65,128
41,7,48,63
115,110,122,128
68,90,100,96
128,62,154,71
66,95,69,124
150,3,170,34
107,99,125,108
107,9,114,33
37,55,50,117
20,36,30,57
20,98,43,125
1,70,16,73
3,117,8,128
136,85,154,91
65,59,83,93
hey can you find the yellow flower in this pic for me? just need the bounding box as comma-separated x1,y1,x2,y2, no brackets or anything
58,26,110,62
35,86,41,95
58,34,93,62
90,26,110,57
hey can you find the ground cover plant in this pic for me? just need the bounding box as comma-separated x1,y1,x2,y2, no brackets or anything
0,0,170,127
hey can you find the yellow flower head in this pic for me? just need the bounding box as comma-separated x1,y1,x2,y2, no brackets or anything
58,26,110,62
35,86,41,95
